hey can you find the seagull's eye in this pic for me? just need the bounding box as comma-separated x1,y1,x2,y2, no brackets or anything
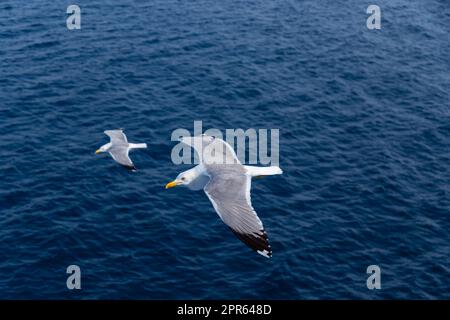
181,177,186,181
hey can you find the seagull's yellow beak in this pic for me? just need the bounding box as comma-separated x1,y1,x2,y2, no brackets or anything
165,180,179,189
95,149,102,154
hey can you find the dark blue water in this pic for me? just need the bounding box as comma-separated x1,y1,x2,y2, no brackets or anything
0,0,449,299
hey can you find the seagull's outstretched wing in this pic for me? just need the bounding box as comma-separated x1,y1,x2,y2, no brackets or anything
105,129,128,144
203,164,272,258
180,135,240,165
109,147,136,171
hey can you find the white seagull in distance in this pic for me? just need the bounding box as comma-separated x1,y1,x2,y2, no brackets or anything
166,135,283,258
95,129,147,171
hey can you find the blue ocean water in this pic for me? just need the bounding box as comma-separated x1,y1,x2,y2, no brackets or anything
0,0,449,299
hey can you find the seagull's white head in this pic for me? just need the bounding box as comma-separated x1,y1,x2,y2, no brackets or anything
95,143,111,154
165,167,200,189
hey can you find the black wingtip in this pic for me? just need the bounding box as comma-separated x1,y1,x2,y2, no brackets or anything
121,164,137,171
230,228,272,258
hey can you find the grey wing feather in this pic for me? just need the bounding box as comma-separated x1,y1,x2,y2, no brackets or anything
204,164,271,257
109,147,136,171
105,130,128,144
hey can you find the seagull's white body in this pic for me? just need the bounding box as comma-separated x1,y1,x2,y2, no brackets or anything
166,135,283,258
182,164,282,191
96,129,147,171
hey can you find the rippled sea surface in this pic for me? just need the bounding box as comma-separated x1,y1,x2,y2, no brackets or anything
0,0,449,299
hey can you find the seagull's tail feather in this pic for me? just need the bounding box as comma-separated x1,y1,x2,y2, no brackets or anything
129,143,147,149
244,165,283,177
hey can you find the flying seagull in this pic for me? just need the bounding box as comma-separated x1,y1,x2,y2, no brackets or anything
95,129,147,171
166,135,283,258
